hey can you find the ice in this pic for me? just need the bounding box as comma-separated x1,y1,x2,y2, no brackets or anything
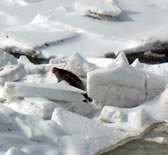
0,24,78,58
128,108,148,130
144,137,168,144
87,57,115,68
4,81,85,103
106,51,129,67
65,53,97,78
5,147,29,155
0,50,17,68
51,107,136,155
0,64,26,85
87,65,146,107
6,97,60,119
74,0,122,18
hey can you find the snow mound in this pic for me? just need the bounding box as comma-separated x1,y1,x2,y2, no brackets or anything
65,53,97,78
51,107,135,155
74,0,121,19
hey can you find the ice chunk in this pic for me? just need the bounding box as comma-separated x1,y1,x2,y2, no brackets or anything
0,50,17,68
0,110,13,131
65,53,97,78
7,97,60,119
74,0,122,18
0,64,26,85
0,25,78,58
87,65,146,107
87,57,115,68
128,108,148,130
15,116,44,142
145,72,168,100
145,137,168,144
18,56,45,74
99,106,125,123
51,107,135,154
5,147,28,155
4,81,85,102
107,51,129,67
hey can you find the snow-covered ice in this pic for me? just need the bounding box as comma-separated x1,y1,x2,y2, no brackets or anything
0,50,167,154
0,0,168,155
73,0,122,18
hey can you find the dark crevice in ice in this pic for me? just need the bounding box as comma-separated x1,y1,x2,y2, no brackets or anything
12,52,50,64
104,41,168,64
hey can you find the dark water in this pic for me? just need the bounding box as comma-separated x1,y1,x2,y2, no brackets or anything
103,123,168,155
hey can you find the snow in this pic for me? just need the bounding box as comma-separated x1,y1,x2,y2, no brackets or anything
1,46,168,155
0,0,168,155
73,0,122,18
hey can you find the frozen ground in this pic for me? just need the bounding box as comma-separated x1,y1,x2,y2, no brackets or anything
0,0,168,155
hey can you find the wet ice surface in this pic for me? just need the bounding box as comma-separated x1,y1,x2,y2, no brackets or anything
105,123,168,155
0,0,168,155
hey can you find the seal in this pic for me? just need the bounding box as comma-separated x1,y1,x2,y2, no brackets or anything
52,67,92,102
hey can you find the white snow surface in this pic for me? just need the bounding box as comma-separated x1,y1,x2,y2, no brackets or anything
0,0,168,154
0,51,168,154
0,0,168,57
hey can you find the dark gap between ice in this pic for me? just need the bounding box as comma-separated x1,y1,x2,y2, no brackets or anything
104,40,168,64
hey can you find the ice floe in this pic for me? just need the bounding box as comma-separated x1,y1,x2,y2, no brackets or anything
74,0,121,19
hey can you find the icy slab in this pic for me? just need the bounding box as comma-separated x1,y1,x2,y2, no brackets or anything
5,147,29,155
0,24,78,58
4,81,85,102
51,107,136,155
74,0,122,18
99,86,168,132
0,64,26,85
65,53,97,78
0,50,17,68
132,59,168,76
6,97,60,119
99,106,150,131
87,65,146,107
18,56,46,74
87,57,115,68
131,60,168,99
145,72,168,100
